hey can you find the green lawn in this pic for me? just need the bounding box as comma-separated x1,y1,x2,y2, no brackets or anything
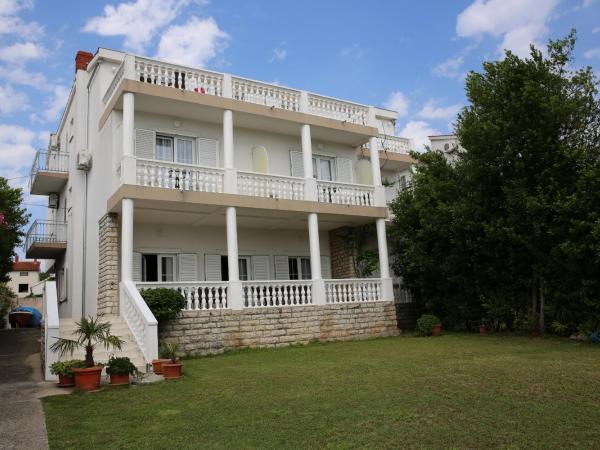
43,334,600,449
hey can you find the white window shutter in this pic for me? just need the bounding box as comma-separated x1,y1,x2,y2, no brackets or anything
135,129,155,159
197,138,218,167
132,252,142,282
290,150,304,177
178,253,198,281
335,157,353,183
274,255,289,280
320,255,331,279
205,254,222,281
251,255,270,280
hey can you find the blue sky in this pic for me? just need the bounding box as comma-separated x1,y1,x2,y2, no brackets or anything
1,0,598,250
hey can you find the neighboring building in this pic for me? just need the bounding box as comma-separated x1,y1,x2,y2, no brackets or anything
7,256,40,298
428,134,463,163
26,49,415,379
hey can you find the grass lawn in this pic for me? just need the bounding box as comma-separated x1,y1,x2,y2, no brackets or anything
43,334,600,449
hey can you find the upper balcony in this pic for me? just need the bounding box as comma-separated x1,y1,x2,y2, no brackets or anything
360,135,415,171
24,220,67,259
29,150,69,195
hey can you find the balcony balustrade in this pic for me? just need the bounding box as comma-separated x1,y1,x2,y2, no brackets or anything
29,150,69,195
24,220,67,259
367,134,411,155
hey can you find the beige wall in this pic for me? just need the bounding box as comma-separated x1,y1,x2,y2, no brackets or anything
7,270,40,298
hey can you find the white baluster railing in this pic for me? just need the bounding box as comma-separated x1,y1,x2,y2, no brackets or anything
237,171,305,200
136,159,224,193
308,94,369,125
135,57,224,96
120,280,158,364
324,279,382,304
103,60,125,104
43,281,60,381
243,281,313,308
316,180,375,206
366,134,411,155
136,282,229,310
232,77,300,111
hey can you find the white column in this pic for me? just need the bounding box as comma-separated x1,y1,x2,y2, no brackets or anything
226,206,243,309
370,136,386,206
121,198,134,281
301,124,317,200
308,213,326,304
223,109,237,193
376,217,393,300
121,92,136,184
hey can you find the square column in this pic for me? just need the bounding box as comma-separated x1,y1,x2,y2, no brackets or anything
376,218,393,301
223,109,237,194
308,212,326,304
301,124,317,201
121,198,134,281
226,206,243,309
121,92,136,184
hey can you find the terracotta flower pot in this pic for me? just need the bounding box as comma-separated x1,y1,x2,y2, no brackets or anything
479,325,487,335
57,374,75,388
152,359,171,375
73,366,103,391
109,373,130,386
432,323,442,336
162,362,183,379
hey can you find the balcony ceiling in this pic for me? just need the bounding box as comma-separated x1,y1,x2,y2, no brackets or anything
30,172,68,196
26,243,66,259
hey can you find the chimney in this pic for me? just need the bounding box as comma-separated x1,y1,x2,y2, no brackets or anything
14,255,19,262
75,50,94,72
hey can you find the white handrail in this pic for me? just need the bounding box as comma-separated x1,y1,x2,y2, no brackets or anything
237,170,305,200
316,180,375,206
43,281,59,381
136,158,225,193
120,281,158,364
136,281,228,310
324,278,383,304
242,280,313,308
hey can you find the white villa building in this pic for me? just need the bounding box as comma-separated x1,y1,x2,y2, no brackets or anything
26,49,414,379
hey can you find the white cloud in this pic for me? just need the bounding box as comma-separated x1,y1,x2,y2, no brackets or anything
0,84,28,114
36,85,70,123
341,44,367,60
83,0,190,52
155,17,229,68
418,100,462,120
593,27,600,34
0,42,44,64
270,44,287,62
456,0,560,57
0,65,46,88
0,124,37,174
433,55,466,80
383,91,409,117
584,47,600,59
0,0,43,38
399,120,441,152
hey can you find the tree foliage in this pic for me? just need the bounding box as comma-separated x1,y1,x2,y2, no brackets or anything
0,177,29,282
389,31,600,333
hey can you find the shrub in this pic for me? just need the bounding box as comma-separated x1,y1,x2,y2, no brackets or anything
0,284,16,329
416,314,440,336
160,341,181,363
140,288,186,324
106,356,140,376
590,331,600,345
49,360,85,377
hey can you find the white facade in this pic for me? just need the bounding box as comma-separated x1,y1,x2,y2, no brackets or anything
27,49,415,374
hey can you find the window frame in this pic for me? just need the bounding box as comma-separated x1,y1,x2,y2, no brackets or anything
18,283,29,293
288,256,311,280
312,155,335,181
142,253,177,282
155,134,196,165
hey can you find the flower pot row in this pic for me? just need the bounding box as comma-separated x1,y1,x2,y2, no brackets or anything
151,358,183,379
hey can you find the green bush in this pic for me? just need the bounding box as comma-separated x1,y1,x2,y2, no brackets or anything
0,284,16,329
160,340,181,363
140,288,186,324
416,314,440,336
106,356,139,376
49,360,85,377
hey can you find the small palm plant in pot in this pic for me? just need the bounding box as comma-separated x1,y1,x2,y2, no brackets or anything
160,341,183,379
106,356,139,385
50,315,124,391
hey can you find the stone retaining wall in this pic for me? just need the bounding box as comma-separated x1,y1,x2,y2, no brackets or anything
161,301,400,355
97,213,120,315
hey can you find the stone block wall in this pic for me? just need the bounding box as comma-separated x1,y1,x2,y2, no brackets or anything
160,301,400,356
97,213,120,315
329,227,358,279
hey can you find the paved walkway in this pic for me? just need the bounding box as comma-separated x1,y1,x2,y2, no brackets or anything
0,329,50,450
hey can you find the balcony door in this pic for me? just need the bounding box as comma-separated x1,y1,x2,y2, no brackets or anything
142,254,176,282
155,135,195,165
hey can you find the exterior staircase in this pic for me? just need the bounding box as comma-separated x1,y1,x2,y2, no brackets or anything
57,315,148,372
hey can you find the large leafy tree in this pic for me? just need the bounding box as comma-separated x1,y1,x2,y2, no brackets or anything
390,31,600,332
0,177,29,282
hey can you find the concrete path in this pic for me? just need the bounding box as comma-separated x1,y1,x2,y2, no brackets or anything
0,329,50,450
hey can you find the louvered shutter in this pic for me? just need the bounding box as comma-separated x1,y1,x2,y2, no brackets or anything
178,253,198,281
132,252,142,282
205,254,222,281
335,157,353,183
197,138,218,167
320,255,331,279
290,150,304,177
251,255,270,280
135,129,155,159
274,255,289,280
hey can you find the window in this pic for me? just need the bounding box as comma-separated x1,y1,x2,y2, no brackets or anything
220,256,252,281
156,135,195,164
20,271,28,277
312,156,334,181
142,254,176,282
289,257,311,280
18,283,28,293
156,136,173,161
176,138,194,164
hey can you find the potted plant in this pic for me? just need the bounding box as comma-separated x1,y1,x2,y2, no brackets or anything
152,346,172,375
106,356,139,385
49,360,85,387
160,341,183,379
50,315,124,391
479,320,488,335
416,314,441,337
139,288,185,374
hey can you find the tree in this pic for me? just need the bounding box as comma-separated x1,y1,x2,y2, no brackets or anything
389,31,600,333
0,177,29,282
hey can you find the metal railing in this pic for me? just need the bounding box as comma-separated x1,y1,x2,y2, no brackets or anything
29,151,68,188
24,220,67,252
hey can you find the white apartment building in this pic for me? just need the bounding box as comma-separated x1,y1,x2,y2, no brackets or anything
26,49,414,379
